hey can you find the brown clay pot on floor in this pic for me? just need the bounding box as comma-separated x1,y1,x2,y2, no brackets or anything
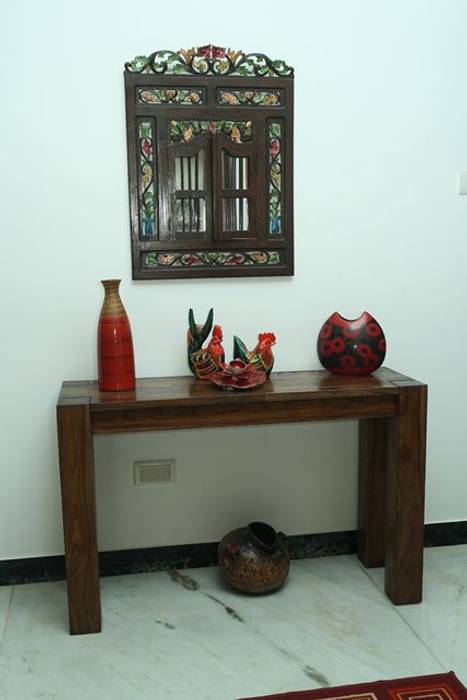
218,521,289,593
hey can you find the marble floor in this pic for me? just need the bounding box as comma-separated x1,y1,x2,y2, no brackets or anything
0,545,466,700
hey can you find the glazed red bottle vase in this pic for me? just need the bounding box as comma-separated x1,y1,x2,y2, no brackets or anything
98,279,135,391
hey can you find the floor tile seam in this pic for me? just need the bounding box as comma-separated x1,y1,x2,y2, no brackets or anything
0,587,14,653
355,559,448,672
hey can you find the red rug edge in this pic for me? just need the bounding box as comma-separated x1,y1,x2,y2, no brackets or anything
238,671,467,700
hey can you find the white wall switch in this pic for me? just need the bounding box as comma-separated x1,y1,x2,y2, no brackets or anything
458,172,467,195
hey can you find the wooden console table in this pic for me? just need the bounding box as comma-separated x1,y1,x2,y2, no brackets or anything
57,368,427,635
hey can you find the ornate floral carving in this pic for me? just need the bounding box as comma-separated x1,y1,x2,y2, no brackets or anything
138,88,203,105
138,122,156,237
143,250,281,268
170,119,252,143
218,89,282,106
125,46,294,77
268,122,282,235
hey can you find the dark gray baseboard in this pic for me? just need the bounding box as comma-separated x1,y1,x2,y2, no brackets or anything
1,521,466,586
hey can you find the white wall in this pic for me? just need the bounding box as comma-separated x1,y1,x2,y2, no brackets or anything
2,0,467,559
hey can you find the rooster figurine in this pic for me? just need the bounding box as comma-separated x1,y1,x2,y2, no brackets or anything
207,325,225,366
233,332,276,377
187,309,225,379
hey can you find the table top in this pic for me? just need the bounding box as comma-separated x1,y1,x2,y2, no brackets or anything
58,367,424,412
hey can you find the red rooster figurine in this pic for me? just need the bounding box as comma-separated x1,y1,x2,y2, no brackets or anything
233,332,276,377
207,325,225,366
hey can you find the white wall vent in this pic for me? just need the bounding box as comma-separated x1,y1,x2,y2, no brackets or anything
133,460,176,485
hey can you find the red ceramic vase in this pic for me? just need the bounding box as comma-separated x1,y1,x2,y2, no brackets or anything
317,311,386,376
98,279,135,391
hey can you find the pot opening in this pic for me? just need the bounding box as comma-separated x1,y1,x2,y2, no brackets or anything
335,311,368,323
248,521,277,551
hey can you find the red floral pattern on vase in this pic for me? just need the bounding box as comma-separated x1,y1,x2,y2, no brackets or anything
317,311,386,376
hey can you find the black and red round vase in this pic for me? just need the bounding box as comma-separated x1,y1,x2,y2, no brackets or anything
317,311,386,376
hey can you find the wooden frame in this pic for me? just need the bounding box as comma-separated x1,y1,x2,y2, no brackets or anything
57,367,427,634
124,46,294,279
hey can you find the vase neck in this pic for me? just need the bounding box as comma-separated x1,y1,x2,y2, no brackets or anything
101,279,125,316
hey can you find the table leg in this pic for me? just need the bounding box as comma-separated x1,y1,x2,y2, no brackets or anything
358,418,388,568
57,402,101,634
385,384,427,604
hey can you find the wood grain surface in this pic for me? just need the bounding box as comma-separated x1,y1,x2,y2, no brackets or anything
385,384,428,604
56,367,427,633
57,402,101,634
